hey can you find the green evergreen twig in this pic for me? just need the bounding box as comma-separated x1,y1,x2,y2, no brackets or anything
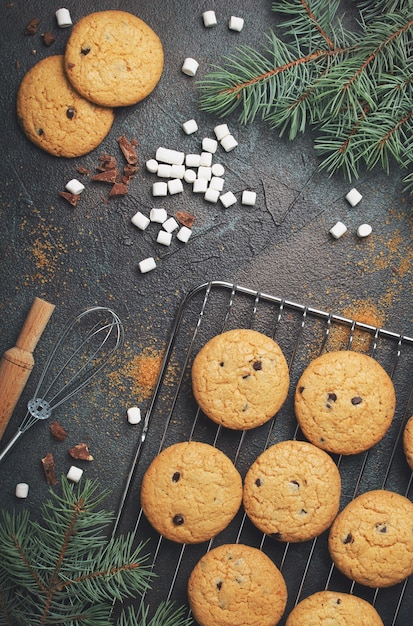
197,0,413,211
0,477,191,626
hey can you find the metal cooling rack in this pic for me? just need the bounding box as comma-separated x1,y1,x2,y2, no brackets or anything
114,281,413,625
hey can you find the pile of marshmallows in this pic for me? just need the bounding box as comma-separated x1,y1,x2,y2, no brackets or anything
132,121,257,274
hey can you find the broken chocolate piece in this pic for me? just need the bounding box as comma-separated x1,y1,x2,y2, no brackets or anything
59,191,80,206
42,31,56,46
91,169,118,183
41,452,57,485
50,420,68,441
69,443,94,461
109,182,128,197
117,134,138,165
24,18,40,36
98,153,117,170
176,210,195,228
76,166,90,176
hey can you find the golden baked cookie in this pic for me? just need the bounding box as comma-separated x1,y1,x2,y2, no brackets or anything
65,11,164,107
140,441,242,544
294,351,396,455
192,329,290,430
188,543,287,626
285,590,384,625
403,415,413,470
328,489,413,588
243,440,341,542
16,55,114,157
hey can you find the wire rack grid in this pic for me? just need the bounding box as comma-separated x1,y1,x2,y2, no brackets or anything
114,280,413,626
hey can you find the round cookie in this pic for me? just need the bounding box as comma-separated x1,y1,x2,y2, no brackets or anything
285,590,384,625
403,415,413,470
328,489,413,588
188,543,287,626
65,11,164,107
192,329,290,430
16,55,114,157
140,441,242,544
243,440,341,542
294,350,396,455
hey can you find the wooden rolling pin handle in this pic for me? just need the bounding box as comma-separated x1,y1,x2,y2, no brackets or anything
0,297,55,440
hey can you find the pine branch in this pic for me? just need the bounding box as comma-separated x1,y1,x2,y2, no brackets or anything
197,0,413,203
0,477,187,626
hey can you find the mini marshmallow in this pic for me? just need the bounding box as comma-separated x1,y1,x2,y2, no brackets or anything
139,257,157,273
203,10,217,27
357,223,372,238
198,166,212,181
55,7,72,28
67,466,83,483
209,176,225,192
156,147,185,165
211,163,225,177
127,406,141,425
146,158,159,173
202,137,218,154
150,207,168,223
345,188,363,207
220,134,238,152
182,119,198,135
186,153,201,168
167,178,184,195
229,16,244,32
214,124,230,141
65,178,85,195
182,57,199,77
157,230,173,246
170,164,185,179
200,151,213,167
157,163,172,178
184,169,197,183
131,211,150,230
204,188,220,203
152,181,168,196
193,178,208,193
241,190,257,206
176,226,192,243
163,216,179,233
15,483,29,498
220,191,237,208
329,221,347,239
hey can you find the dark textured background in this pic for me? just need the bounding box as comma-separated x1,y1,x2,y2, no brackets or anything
0,1,412,624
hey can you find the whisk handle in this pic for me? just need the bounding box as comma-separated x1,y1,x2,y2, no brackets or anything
0,429,23,463
0,297,55,440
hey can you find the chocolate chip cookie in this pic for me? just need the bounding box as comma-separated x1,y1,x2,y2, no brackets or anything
140,441,242,544
243,440,341,542
192,329,290,430
285,590,384,625
294,351,396,455
328,489,413,587
188,543,288,626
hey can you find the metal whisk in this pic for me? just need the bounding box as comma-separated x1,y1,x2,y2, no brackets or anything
0,306,123,462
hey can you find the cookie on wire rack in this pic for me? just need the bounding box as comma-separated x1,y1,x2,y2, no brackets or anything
328,489,413,588
191,328,290,430
243,440,341,542
294,350,396,455
285,590,384,625
188,543,287,626
140,441,242,544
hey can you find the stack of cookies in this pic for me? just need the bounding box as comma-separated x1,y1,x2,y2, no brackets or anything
17,11,164,157
138,328,411,625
